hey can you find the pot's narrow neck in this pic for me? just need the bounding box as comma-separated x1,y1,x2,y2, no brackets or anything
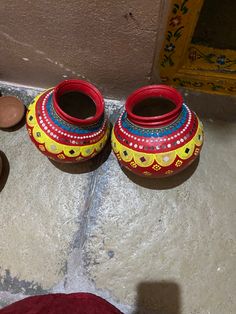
53,79,104,126
126,85,183,128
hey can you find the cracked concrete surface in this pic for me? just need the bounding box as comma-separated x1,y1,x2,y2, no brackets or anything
0,117,89,289
84,121,236,314
0,83,236,313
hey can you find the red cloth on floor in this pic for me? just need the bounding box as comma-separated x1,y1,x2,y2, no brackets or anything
0,293,123,314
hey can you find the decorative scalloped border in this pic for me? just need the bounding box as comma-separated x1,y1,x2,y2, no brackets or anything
111,120,203,168
26,92,109,160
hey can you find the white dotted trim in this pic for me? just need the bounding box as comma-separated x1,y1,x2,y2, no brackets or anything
37,90,107,142
117,104,192,145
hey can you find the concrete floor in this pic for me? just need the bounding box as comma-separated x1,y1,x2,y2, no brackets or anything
0,83,236,313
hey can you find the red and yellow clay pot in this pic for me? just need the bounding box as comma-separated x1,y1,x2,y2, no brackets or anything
112,85,204,177
26,80,109,163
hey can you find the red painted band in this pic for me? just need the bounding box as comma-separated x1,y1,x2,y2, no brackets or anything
53,79,104,126
125,85,183,127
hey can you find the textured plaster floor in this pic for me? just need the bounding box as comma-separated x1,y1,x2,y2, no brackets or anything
0,82,236,314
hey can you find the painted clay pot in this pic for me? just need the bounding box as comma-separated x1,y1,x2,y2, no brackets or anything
26,80,109,162
112,85,204,177
0,96,25,128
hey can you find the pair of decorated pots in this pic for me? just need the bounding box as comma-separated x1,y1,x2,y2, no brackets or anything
26,80,204,178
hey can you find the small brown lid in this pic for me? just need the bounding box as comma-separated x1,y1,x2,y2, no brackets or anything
0,96,25,128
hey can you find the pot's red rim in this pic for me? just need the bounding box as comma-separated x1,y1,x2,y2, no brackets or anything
125,85,183,127
53,79,104,126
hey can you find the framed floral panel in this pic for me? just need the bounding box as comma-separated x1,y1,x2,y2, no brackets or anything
157,0,236,95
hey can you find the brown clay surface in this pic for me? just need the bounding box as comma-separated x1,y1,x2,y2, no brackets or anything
0,96,25,128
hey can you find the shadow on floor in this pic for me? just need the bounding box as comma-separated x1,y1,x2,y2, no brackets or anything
0,151,10,192
122,156,199,190
49,139,112,174
134,281,181,314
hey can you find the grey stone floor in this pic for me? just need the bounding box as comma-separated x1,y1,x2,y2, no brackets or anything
0,82,236,314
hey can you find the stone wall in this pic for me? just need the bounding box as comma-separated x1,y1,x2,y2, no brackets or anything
0,0,169,98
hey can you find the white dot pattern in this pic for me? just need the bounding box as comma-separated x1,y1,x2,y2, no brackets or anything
117,104,194,150
36,90,107,145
